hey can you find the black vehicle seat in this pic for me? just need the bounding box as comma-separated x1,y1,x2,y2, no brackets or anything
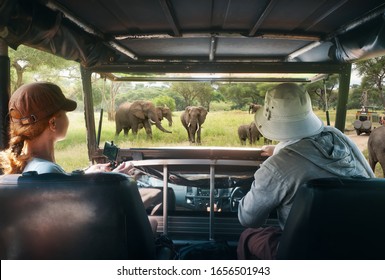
0,172,156,260
277,177,385,260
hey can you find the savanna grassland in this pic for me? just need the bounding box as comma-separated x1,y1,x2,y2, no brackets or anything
55,108,383,177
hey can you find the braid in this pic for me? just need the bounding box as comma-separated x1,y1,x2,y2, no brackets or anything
0,120,46,174
10,136,24,156
0,134,30,174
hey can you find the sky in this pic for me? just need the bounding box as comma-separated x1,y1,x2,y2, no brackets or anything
350,68,361,85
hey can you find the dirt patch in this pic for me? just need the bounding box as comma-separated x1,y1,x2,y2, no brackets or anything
345,131,369,152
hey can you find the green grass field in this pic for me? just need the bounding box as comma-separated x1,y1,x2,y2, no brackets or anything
55,108,383,177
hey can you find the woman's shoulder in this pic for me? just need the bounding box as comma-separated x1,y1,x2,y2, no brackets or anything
24,158,66,174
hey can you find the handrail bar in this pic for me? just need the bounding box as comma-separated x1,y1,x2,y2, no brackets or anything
129,158,260,239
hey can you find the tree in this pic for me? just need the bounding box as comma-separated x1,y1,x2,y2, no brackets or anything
171,82,213,109
354,56,385,109
8,45,76,91
106,82,121,121
195,83,220,111
115,86,166,106
153,95,176,111
218,84,247,109
305,75,339,110
218,83,265,109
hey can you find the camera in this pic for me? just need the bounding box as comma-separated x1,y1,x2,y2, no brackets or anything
103,141,120,168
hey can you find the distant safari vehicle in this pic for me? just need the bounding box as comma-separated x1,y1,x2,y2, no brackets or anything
353,107,380,135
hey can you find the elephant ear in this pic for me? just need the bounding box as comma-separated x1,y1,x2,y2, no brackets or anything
155,106,163,120
198,106,208,123
131,102,146,119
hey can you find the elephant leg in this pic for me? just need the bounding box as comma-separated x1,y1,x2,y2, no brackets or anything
238,133,246,145
116,127,122,136
131,122,140,135
368,157,376,172
132,127,138,135
185,129,191,142
368,147,378,172
187,128,195,143
192,129,197,143
196,128,201,144
123,128,129,136
143,121,153,139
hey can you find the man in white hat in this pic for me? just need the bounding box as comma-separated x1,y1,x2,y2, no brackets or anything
237,83,374,259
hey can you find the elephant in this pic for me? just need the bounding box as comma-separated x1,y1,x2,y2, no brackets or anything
180,106,208,144
238,122,261,145
115,100,172,138
249,103,262,114
368,125,385,177
137,105,173,130
156,105,173,127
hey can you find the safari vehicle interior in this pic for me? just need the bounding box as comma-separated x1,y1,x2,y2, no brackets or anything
1,0,385,260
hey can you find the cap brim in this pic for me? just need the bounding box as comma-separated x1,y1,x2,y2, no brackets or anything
255,107,324,141
62,99,77,111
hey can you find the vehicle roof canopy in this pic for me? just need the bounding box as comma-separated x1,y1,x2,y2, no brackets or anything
1,0,385,78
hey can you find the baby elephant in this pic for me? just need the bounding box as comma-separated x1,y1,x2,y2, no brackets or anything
238,122,261,145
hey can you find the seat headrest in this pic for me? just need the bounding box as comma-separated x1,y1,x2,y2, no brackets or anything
0,172,156,259
277,177,385,260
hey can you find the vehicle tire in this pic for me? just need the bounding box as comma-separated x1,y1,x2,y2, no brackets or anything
353,120,362,130
362,120,372,130
355,129,361,136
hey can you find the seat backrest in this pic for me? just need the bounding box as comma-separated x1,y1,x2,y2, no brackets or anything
0,172,156,260
277,177,385,260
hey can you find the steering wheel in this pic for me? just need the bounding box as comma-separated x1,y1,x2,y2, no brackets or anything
229,187,249,212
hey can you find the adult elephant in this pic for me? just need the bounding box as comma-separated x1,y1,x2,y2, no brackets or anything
180,106,208,144
115,101,172,138
368,125,385,177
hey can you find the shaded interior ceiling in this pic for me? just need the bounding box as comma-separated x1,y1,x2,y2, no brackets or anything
1,0,385,81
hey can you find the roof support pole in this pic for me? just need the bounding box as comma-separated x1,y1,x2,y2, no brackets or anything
162,165,169,235
209,165,215,241
335,63,352,132
80,66,97,161
0,39,10,150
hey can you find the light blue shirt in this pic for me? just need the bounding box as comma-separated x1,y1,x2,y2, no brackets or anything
238,126,375,230
23,158,66,174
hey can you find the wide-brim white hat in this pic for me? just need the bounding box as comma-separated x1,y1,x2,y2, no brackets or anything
255,83,324,141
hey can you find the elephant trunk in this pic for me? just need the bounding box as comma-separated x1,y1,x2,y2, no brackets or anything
188,121,199,130
155,121,172,133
